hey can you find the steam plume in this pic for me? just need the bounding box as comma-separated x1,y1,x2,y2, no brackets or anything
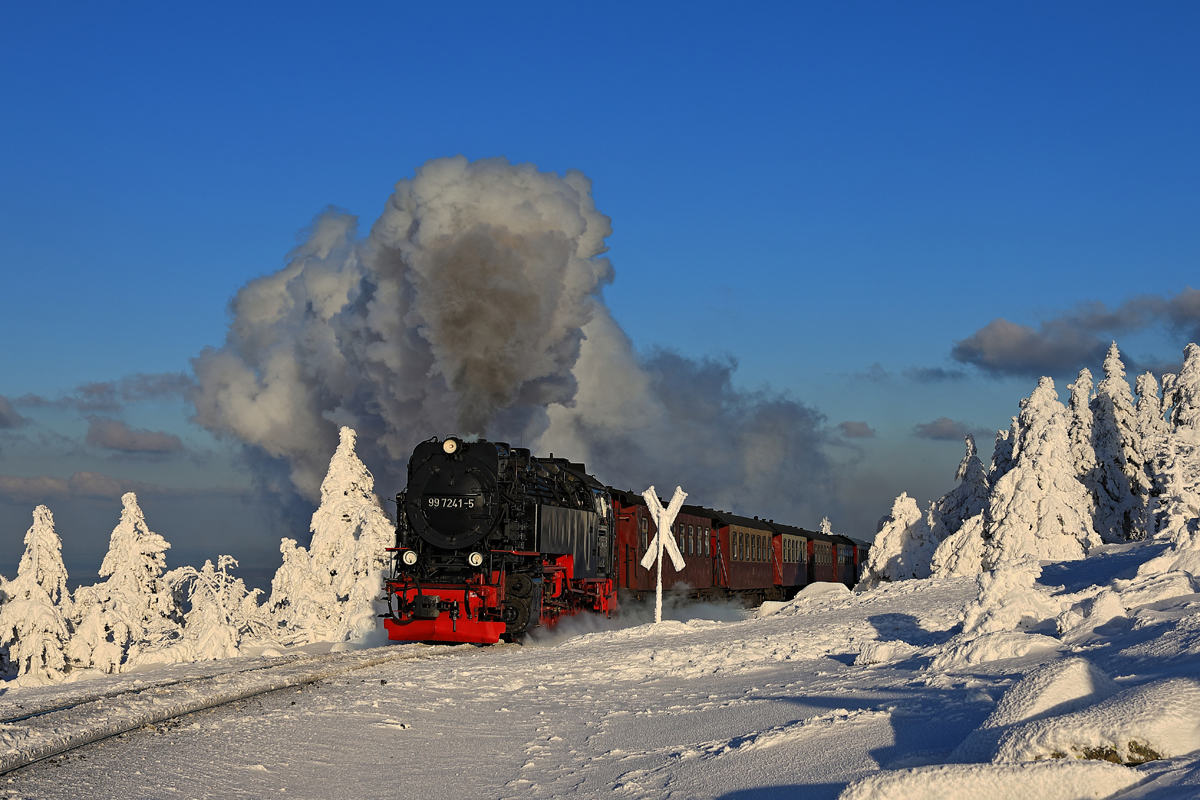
192,157,832,524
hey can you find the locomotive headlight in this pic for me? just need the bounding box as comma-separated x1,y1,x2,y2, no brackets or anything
442,438,459,454
467,551,484,568
401,550,418,566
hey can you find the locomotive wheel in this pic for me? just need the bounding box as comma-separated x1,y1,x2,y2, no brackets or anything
506,573,534,598
503,596,531,635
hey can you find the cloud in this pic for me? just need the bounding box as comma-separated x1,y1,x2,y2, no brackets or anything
0,471,248,504
15,373,193,413
837,421,876,438
85,416,184,453
904,366,967,383
952,288,1200,378
852,362,890,382
0,396,28,428
190,157,838,526
913,417,988,441
0,475,70,503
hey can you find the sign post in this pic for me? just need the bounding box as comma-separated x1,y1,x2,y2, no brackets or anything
639,485,688,624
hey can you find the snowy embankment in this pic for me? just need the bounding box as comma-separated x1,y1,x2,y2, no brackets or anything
0,645,431,775
4,543,1198,800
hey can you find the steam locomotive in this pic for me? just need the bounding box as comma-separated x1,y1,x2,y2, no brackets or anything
383,436,869,644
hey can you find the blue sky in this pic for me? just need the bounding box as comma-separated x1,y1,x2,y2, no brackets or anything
2,3,1197,587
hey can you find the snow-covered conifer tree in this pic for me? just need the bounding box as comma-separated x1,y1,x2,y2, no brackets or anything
936,435,990,537
1171,343,1200,430
1090,343,1149,541
929,436,992,578
1136,373,1168,441
1066,368,1097,490
860,494,939,585
69,493,181,672
990,419,1018,484
931,511,987,577
0,506,72,684
267,538,337,642
270,426,392,642
1153,344,1200,538
982,377,1101,568
169,556,264,661
1135,373,1171,534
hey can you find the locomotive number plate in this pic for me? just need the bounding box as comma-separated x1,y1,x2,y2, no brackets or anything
426,495,477,509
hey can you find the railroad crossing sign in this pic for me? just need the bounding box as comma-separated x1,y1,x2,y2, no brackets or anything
640,485,688,624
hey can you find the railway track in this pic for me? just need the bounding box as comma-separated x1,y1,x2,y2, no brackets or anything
0,645,435,774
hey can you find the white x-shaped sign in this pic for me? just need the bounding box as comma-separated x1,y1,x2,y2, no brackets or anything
640,485,688,572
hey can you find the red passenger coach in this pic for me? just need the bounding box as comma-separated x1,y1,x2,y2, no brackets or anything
709,510,776,598
806,529,837,584
611,491,716,598
766,520,809,594
832,535,859,587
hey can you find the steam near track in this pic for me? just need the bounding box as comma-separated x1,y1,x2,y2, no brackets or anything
191,156,834,526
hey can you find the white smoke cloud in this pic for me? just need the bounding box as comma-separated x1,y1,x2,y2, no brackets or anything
191,156,834,525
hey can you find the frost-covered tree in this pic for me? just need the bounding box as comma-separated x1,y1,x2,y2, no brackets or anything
1153,344,1200,538
1090,343,1149,541
1136,372,1168,441
1066,368,1097,495
267,538,337,641
0,506,72,684
928,436,992,578
990,419,1018,486
873,436,992,583
68,493,181,672
1135,373,1171,534
983,377,1101,568
167,556,266,661
1067,368,1096,469
931,511,987,577
270,426,392,642
936,435,990,537
860,494,940,585
1171,343,1200,430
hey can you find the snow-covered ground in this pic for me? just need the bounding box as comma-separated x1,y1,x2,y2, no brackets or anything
2,542,1197,800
